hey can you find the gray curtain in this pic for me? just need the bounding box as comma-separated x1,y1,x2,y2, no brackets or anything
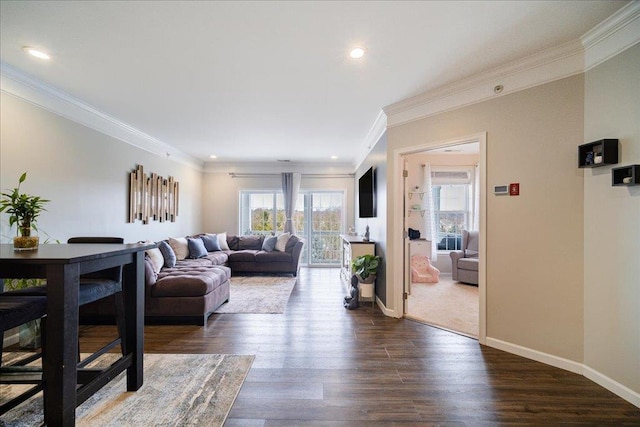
281,172,301,234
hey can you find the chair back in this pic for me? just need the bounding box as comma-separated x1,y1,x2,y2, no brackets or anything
462,230,479,257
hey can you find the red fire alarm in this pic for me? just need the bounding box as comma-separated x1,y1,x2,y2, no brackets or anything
509,183,520,196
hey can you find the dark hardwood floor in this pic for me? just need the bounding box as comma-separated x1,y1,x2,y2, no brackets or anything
80,268,640,426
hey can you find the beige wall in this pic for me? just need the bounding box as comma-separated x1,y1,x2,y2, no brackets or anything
583,43,640,393
0,93,203,243
387,75,585,361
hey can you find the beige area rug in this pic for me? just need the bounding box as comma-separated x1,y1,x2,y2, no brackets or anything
406,274,479,337
1,353,254,427
214,275,297,314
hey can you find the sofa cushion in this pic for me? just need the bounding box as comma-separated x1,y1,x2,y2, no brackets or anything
204,251,228,265
169,237,189,260
458,258,479,271
255,251,292,263
226,234,239,251
217,232,230,251
285,235,299,253
262,235,277,252
239,235,264,250
174,258,213,269
145,243,165,274
187,237,208,259
464,249,479,258
201,234,221,252
153,267,228,297
275,233,291,252
145,258,158,287
227,250,259,262
158,240,177,268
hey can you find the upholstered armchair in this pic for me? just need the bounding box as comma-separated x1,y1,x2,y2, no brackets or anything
450,230,479,285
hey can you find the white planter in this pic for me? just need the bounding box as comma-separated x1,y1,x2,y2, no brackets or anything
358,282,374,298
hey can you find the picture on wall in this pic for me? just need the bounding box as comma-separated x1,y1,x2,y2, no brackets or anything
128,164,179,224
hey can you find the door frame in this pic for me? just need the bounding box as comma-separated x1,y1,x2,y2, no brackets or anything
392,132,487,344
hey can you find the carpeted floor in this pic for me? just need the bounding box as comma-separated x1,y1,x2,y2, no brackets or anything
406,273,479,337
214,275,297,314
0,353,254,427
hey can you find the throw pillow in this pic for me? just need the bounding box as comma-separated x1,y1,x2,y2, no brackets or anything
158,240,177,268
275,232,291,252
144,242,164,274
217,232,230,251
168,237,189,260
285,235,299,253
262,235,277,252
187,237,208,259
201,233,221,252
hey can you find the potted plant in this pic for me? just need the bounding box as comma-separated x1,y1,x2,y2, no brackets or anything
351,254,381,299
0,172,49,250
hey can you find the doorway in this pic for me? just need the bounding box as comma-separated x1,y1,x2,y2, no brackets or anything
392,133,487,343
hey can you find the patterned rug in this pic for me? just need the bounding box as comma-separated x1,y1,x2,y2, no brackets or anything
214,275,297,314
0,353,254,427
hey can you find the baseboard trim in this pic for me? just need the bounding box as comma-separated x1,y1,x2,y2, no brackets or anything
583,365,640,408
486,337,583,374
486,337,640,408
376,297,401,318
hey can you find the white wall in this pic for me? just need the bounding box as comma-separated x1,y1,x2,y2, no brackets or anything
583,43,640,397
0,93,203,243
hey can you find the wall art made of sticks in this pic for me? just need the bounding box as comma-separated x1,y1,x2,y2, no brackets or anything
129,165,179,224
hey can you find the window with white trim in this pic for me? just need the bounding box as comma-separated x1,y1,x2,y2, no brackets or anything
431,168,474,251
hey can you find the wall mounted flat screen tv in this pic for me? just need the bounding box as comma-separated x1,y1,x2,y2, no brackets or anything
358,166,376,218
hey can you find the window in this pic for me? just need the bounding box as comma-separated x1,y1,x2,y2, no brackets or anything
431,168,474,251
239,192,285,235
239,190,344,265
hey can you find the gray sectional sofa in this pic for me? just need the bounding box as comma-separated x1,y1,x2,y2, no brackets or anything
81,233,303,325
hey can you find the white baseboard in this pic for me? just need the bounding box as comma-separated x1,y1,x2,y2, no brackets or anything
583,365,640,408
486,337,640,409
375,296,401,318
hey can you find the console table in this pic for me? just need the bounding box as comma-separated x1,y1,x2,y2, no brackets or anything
339,234,375,283
0,242,153,426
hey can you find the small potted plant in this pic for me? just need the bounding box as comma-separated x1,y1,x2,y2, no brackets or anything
351,254,381,299
1,172,50,251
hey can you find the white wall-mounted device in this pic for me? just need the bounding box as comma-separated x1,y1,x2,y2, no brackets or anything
494,185,509,195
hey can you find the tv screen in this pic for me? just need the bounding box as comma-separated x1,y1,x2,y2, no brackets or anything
358,166,376,218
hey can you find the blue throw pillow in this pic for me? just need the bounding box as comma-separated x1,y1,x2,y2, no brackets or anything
187,237,208,259
201,234,221,252
262,235,277,252
158,240,177,268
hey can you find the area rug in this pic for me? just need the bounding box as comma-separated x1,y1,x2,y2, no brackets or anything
214,275,297,314
406,274,479,337
1,353,254,427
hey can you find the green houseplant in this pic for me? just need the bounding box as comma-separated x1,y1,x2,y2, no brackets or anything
0,172,49,250
351,254,381,284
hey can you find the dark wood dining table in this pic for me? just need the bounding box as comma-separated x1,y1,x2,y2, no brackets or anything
0,242,153,426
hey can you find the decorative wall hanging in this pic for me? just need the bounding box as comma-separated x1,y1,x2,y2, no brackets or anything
129,165,179,224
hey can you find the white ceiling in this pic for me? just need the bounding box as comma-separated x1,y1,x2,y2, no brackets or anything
0,1,628,165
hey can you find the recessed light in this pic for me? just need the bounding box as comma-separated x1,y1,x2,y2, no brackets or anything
331,155,338,160
349,47,366,59
210,155,217,159
23,46,50,60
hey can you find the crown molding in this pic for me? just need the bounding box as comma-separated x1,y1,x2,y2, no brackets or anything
354,110,387,170
383,2,640,128
203,160,354,175
0,62,204,170
582,1,640,71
